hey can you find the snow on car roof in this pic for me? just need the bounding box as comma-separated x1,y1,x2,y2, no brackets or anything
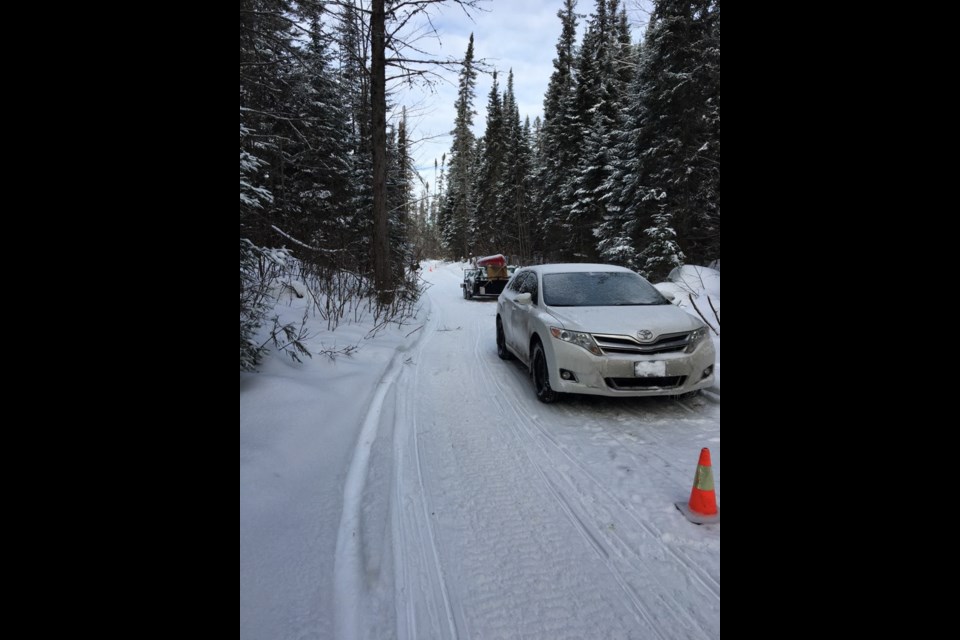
524,263,636,275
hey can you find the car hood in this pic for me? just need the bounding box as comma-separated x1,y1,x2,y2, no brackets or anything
546,304,703,337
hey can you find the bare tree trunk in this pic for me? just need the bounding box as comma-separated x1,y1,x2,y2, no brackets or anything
371,0,391,304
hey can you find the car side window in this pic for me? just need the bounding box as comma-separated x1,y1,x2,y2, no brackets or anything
519,273,533,293
519,273,538,304
509,271,526,292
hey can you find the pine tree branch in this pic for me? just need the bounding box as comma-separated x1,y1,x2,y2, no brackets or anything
270,225,342,254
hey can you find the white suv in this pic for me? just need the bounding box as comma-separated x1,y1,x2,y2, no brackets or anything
496,264,716,402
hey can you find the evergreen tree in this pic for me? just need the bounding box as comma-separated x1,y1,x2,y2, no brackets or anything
690,1,720,263
600,0,720,275
536,0,580,262
287,16,356,259
386,122,412,282
611,0,635,90
395,108,415,228
598,21,646,268
565,0,630,261
639,208,685,278
473,71,506,255
388,109,421,278
638,0,719,272
240,1,361,368
239,0,295,246
438,34,478,259
526,115,544,259
497,71,535,261
334,4,377,275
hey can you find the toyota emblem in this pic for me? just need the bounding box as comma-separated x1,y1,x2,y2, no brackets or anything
637,329,654,342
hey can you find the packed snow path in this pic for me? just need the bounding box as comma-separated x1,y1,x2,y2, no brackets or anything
335,262,719,640
240,260,720,640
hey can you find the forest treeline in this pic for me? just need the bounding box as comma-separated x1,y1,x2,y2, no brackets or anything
240,0,719,369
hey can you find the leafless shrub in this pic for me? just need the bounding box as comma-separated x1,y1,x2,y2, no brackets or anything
687,294,720,336
243,230,425,371
241,240,297,370
316,342,361,362
259,307,313,364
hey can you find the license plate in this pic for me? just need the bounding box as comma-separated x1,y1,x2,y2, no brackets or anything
634,361,666,377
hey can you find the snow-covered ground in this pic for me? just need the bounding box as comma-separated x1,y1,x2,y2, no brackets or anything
240,260,720,640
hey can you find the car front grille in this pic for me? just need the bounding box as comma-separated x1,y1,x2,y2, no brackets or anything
605,376,687,390
593,331,692,355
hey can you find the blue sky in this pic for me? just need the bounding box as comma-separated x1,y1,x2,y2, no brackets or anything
391,0,648,194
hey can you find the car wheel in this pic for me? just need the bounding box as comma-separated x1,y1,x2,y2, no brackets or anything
532,342,559,403
466,288,473,300
496,318,513,360
462,286,468,299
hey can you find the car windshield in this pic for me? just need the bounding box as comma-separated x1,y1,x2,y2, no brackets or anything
542,272,669,306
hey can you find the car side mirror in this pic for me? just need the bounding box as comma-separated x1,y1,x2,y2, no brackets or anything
516,292,533,305
661,290,676,302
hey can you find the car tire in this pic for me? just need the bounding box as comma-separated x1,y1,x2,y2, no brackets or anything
496,318,513,360
532,342,559,403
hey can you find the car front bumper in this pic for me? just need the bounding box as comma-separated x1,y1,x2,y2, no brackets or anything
547,337,716,397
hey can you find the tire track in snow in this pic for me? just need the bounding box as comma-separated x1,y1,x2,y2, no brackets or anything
469,322,677,638
551,384,720,508
565,411,723,601
391,284,463,640
582,399,720,596
410,308,642,638
473,325,718,637
544,396,723,601
556,398,717,501
511,379,722,604
528,449,670,640
333,305,432,640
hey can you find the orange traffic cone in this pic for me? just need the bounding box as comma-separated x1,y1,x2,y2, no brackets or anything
676,448,720,524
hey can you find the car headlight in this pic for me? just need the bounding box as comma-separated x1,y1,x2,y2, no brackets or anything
685,326,709,353
550,326,601,356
